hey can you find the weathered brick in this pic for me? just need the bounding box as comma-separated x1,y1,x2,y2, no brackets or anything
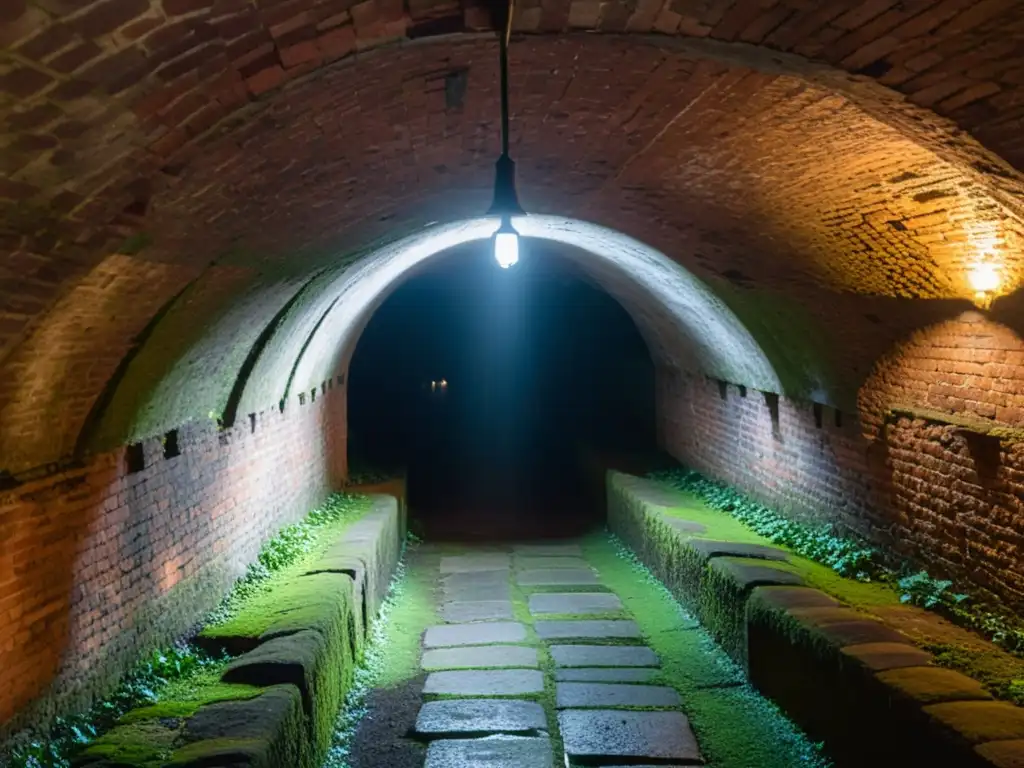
246,63,285,95
0,66,54,98
72,0,151,38
49,40,105,74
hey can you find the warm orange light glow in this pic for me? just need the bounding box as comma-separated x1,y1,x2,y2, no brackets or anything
969,262,1001,295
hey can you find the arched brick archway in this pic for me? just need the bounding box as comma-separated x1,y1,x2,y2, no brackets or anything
3,33,1024,475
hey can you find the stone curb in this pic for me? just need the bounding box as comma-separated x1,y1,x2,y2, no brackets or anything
73,494,404,768
607,470,1024,768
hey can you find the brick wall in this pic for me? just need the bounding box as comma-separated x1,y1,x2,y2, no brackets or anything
0,383,346,735
657,311,1024,612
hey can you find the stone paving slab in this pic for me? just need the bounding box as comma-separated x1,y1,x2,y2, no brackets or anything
556,683,681,708
440,600,514,623
442,570,511,590
513,543,583,556
424,669,545,696
555,667,660,683
443,583,512,603
425,735,553,768
517,568,599,586
558,710,702,763
535,620,642,640
422,645,539,671
415,699,548,736
528,592,623,616
424,622,527,648
550,645,659,668
515,556,592,570
440,554,511,574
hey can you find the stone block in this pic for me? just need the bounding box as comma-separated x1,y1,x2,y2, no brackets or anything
440,553,511,573
555,682,681,708
923,701,1024,744
876,666,993,705
528,592,623,615
423,622,527,648
515,556,592,570
415,699,547,736
558,709,702,763
440,600,514,623
841,642,934,672
555,667,659,683
423,669,545,696
513,543,583,556
687,539,789,561
535,620,641,640
550,644,659,667
517,568,598,586
425,735,553,767
422,645,539,670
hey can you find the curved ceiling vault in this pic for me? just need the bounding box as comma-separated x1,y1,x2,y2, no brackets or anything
3,25,1024,474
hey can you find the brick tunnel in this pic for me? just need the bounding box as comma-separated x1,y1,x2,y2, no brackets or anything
4,1,1024,766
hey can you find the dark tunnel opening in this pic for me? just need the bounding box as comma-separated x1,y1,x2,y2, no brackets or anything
347,239,656,539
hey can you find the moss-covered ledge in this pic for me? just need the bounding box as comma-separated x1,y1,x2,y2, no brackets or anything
608,470,1024,768
72,495,404,768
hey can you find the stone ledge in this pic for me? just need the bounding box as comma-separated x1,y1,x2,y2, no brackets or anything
73,493,404,768
606,469,1022,768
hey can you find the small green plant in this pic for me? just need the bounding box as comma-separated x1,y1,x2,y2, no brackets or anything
648,467,1024,660
5,644,225,768
897,571,969,610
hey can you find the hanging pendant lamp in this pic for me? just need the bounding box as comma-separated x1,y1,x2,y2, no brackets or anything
487,0,524,269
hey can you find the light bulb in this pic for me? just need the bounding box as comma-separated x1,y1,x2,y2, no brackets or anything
968,262,1000,295
494,231,519,268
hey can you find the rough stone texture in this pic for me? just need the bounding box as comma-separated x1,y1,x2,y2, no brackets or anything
841,642,935,672
550,645,660,668
442,584,512,603
517,569,600,587
515,556,592,570
425,735,553,768
535,620,642,640
443,571,511,591
923,701,1024,744
440,554,511,574
528,593,623,616
664,519,708,535
555,668,660,683
423,623,527,648
513,544,584,556
415,699,548,736
558,710,702,763
707,557,806,590
687,540,789,561
421,646,539,671
556,683,681,708
440,601,514,623
423,670,545,696
876,667,993,705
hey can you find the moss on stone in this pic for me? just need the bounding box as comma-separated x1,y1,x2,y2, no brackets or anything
118,682,263,724
75,719,180,767
374,552,440,689
581,534,829,768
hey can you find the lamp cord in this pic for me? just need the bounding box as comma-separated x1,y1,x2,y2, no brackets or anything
499,0,514,157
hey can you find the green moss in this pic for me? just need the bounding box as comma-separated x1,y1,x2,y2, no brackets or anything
76,720,180,767
582,534,830,768
374,553,439,689
118,683,262,724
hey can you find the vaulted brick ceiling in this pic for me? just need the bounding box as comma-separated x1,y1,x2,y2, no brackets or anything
3,2,1024,475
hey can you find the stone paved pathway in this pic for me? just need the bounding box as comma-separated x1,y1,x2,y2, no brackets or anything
414,541,705,767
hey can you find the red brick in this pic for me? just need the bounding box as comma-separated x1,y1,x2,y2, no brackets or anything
72,0,151,37
6,103,64,132
246,64,285,96
0,66,54,98
280,39,322,68
163,0,211,14
15,23,76,60
49,40,105,74
317,24,355,60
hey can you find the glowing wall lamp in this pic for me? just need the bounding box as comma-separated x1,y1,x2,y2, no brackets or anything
968,260,1001,309
486,0,524,269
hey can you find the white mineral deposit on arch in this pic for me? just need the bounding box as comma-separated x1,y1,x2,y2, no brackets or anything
285,215,781,402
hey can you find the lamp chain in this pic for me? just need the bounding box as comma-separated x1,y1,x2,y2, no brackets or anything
499,0,514,157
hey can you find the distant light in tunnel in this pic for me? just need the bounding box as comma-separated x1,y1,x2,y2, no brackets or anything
494,217,520,269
